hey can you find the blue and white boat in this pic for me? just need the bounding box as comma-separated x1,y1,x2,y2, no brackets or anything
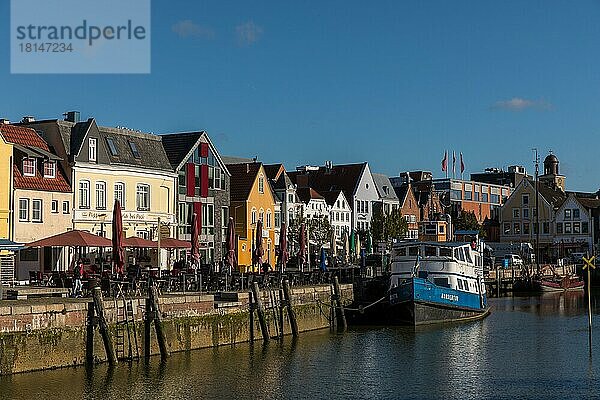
389,241,490,325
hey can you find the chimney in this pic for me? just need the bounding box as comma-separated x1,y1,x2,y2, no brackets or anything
21,116,35,123
0,119,10,124
246,163,249,173
63,111,80,123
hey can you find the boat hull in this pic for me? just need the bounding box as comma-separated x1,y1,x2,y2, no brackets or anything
390,278,489,325
535,277,585,292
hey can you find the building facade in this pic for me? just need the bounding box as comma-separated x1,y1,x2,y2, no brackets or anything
554,193,595,257
323,190,352,241
161,131,231,264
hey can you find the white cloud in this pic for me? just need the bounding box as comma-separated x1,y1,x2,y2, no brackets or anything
492,97,552,111
235,21,263,46
172,20,215,39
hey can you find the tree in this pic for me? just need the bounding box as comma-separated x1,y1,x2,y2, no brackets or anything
371,206,408,243
288,215,333,250
454,210,485,237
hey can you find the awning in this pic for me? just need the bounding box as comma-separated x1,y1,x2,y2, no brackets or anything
0,239,24,251
160,237,191,249
26,230,112,248
123,236,158,248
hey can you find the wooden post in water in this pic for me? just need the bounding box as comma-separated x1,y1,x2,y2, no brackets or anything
150,284,169,360
144,297,152,358
92,286,117,366
86,301,95,365
583,254,595,346
495,264,500,298
248,290,255,342
278,288,285,339
330,284,337,332
282,280,298,337
251,282,270,342
333,276,347,331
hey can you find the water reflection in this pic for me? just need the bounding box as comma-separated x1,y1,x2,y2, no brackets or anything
0,293,599,400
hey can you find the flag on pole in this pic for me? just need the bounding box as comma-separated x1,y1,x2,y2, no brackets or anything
452,151,456,178
441,151,448,172
460,152,465,174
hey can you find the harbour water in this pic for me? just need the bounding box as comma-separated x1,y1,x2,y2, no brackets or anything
1,292,598,400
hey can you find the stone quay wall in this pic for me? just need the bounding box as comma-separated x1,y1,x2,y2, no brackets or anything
0,284,353,375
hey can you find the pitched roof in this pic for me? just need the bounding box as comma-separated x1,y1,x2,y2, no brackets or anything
227,162,263,201
530,180,566,208
296,187,325,204
393,184,410,206
320,190,345,207
289,163,367,202
0,125,51,151
263,164,285,181
577,197,600,210
98,126,173,171
372,173,399,201
222,155,255,165
160,131,203,169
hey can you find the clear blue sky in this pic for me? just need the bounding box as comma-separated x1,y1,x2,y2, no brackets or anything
2,1,599,191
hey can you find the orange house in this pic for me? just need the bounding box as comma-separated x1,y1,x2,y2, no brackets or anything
226,162,277,272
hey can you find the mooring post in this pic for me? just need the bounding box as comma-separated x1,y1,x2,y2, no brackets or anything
150,284,169,360
251,282,270,342
496,264,500,298
249,291,255,342
282,280,298,337
144,297,152,358
330,284,338,332
333,276,347,331
86,301,95,365
92,286,117,366
278,288,285,339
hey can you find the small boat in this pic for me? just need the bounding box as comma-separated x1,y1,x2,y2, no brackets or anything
389,241,490,325
534,275,585,292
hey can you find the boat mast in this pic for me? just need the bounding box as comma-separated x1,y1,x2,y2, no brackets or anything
533,148,540,276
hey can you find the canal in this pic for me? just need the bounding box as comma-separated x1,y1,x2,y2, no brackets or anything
1,291,598,399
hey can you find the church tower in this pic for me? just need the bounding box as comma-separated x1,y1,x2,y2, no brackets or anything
539,151,565,191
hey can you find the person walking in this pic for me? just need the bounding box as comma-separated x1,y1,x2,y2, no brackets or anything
73,259,84,298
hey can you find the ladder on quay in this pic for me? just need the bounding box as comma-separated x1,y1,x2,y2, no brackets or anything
114,296,140,361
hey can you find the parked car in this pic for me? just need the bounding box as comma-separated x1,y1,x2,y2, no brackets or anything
504,254,523,268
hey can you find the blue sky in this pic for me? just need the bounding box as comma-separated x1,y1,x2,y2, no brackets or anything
2,1,600,191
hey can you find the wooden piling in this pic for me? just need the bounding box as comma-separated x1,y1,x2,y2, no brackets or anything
150,285,169,360
92,287,117,366
496,264,500,298
278,289,285,339
248,291,255,342
251,282,269,342
86,301,95,365
144,298,152,358
333,276,347,331
282,280,298,337
330,284,337,333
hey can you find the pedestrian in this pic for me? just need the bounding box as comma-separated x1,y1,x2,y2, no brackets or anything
73,258,84,297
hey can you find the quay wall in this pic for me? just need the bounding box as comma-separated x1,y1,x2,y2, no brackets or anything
0,284,353,375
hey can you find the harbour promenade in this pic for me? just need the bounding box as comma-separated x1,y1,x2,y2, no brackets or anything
0,283,353,375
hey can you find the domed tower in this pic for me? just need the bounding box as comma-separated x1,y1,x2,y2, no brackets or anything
539,151,565,191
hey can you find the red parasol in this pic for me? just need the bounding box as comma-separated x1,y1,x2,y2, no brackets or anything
253,219,264,267
160,237,191,249
26,230,112,248
277,222,289,273
225,217,237,268
297,222,306,270
112,200,125,274
190,212,200,267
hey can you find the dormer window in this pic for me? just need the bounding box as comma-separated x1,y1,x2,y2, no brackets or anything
89,138,97,162
23,158,36,176
128,141,141,159
43,161,56,178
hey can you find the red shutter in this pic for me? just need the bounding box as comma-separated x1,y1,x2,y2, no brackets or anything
194,201,202,232
200,164,209,197
200,142,209,158
186,163,195,197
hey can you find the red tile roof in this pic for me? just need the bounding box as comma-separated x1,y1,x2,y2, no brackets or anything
0,125,50,150
13,164,71,193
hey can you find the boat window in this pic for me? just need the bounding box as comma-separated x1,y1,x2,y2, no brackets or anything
463,280,469,291
439,247,452,257
456,248,465,262
408,246,419,256
457,279,463,290
434,278,450,288
464,248,473,264
424,246,437,256
395,247,406,256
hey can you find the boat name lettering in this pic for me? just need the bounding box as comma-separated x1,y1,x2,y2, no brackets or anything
441,293,458,302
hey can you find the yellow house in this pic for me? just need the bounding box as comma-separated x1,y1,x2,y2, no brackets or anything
227,162,277,271
0,133,11,240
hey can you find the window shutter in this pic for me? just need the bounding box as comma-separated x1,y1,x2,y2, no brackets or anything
186,163,195,197
200,142,209,158
200,164,209,197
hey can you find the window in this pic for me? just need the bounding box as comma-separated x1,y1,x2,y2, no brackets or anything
128,141,141,158
523,222,530,235
251,208,257,224
79,180,90,209
106,137,118,156
513,223,521,235
503,222,511,235
19,198,29,221
114,182,125,209
346,213,349,222
136,184,150,210
491,194,500,204
62,201,70,214
43,161,56,178
288,193,294,203
513,208,520,218
266,210,272,228
202,204,214,235
22,158,36,176
96,182,106,210
583,222,589,234
32,199,42,222
258,176,264,193
564,209,571,220
365,201,369,213
89,138,97,162
556,222,563,234
564,223,572,234
522,195,529,205
523,208,529,219
214,168,222,190
51,200,59,213
543,222,549,234
464,190,472,201
259,209,264,223
573,209,580,220
573,222,581,234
